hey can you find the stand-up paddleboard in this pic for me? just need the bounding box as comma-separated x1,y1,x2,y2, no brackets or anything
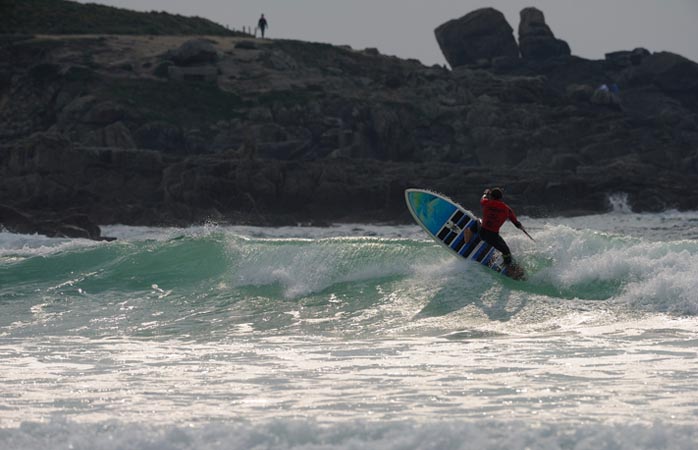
405,188,525,280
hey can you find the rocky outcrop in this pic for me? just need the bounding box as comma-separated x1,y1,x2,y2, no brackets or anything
434,8,519,68
0,204,114,240
518,7,571,61
169,39,219,66
1,8,698,232
605,48,650,69
621,51,698,92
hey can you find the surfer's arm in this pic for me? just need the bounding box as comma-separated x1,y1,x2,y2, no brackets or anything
508,208,523,228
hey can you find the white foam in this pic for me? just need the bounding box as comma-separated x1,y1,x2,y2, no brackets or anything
0,231,103,259
526,224,698,313
225,235,430,299
1,419,695,450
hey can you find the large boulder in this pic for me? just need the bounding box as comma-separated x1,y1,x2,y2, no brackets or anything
604,48,650,69
82,121,136,149
82,101,128,125
518,7,571,61
434,8,519,68
623,51,698,92
0,203,114,241
170,39,219,66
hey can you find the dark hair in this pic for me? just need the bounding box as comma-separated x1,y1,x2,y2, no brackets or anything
490,188,503,200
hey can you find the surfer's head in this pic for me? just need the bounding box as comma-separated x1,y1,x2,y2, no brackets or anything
490,187,503,200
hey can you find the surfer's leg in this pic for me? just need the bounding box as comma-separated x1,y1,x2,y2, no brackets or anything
463,228,473,243
480,229,512,265
497,239,513,265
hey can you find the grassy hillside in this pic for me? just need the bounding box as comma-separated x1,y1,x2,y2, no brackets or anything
0,0,244,36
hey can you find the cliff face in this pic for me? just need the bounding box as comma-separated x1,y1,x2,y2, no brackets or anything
1,7,698,233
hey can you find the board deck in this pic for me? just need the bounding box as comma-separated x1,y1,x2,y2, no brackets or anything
405,188,523,279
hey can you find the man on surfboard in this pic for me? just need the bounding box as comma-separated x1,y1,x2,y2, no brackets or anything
479,187,525,270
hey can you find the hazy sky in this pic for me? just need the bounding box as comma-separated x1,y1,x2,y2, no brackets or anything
76,0,698,66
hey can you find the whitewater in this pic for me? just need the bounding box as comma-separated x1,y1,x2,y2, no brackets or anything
1,207,697,449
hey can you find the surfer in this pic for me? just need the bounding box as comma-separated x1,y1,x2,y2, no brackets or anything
479,187,526,268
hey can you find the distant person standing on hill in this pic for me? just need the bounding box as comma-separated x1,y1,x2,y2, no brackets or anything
257,14,268,38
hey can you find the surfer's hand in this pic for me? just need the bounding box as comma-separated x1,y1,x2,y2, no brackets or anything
514,221,523,229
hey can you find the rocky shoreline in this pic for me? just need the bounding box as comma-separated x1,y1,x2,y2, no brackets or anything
1,6,698,239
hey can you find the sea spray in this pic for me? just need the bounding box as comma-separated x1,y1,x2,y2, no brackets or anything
607,192,633,214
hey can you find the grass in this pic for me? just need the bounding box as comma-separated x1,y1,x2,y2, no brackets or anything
0,0,246,36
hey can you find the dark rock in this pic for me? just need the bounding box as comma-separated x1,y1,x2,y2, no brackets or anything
605,50,633,69
0,65,11,87
234,40,258,50
518,7,571,61
618,86,680,121
591,87,622,109
1,132,73,174
61,65,97,83
261,50,299,71
83,101,127,125
605,48,650,69
0,204,114,241
0,204,35,235
0,35,34,46
257,140,310,160
167,65,218,83
170,39,219,66
501,75,547,103
0,131,165,225
566,84,594,102
384,73,403,89
2,26,698,227
492,55,521,70
630,47,651,65
50,213,109,240
134,121,188,152
632,190,666,212
551,153,584,171
153,60,173,78
28,63,62,84
434,8,519,68
625,51,698,92
580,139,631,161
58,95,97,125
100,122,136,149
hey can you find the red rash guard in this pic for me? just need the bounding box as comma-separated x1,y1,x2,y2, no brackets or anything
480,195,520,233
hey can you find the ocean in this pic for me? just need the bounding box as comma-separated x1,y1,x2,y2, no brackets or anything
1,205,697,449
